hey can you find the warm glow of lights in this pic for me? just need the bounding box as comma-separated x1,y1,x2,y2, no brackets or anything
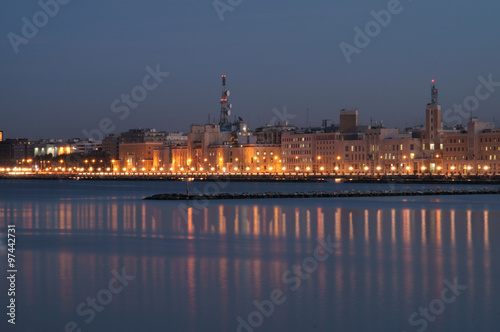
317,156,321,160
256,167,260,171
211,167,215,171
234,167,238,171
334,166,339,171
421,166,427,171
391,166,396,171
295,167,299,171
282,167,286,171
376,166,381,171
349,167,353,171
246,167,250,171
364,166,369,171
199,167,203,171
337,156,341,160
306,167,311,171
451,166,455,170
437,166,442,170
406,166,411,170
320,167,324,171
484,166,489,170
467,166,472,170
435,154,440,158
403,155,407,159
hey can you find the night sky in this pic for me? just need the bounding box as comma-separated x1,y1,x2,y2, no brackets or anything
1,0,499,139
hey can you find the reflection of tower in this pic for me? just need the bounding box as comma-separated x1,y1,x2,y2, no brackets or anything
219,75,232,124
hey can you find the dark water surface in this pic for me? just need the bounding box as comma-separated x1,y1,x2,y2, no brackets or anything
0,180,499,332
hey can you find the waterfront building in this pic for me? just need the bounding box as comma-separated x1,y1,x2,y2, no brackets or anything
119,142,164,172
103,133,121,160
443,118,500,175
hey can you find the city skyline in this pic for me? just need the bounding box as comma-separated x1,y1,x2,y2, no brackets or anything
1,0,499,139
1,77,499,142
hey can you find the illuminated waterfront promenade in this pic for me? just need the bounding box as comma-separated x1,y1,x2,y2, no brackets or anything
2,169,500,183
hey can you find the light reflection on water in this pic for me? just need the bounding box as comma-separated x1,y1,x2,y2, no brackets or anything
0,181,499,332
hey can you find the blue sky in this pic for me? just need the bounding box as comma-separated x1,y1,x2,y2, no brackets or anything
1,0,499,139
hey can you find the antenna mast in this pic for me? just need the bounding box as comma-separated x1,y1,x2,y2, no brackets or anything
219,75,232,124
431,80,438,105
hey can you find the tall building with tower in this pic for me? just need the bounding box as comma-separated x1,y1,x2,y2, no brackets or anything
425,81,442,144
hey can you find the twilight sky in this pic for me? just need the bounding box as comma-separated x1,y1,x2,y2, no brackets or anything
1,0,499,140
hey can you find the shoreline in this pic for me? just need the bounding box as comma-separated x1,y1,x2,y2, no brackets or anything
2,173,500,184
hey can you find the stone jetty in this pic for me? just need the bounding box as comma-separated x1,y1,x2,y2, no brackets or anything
144,187,500,200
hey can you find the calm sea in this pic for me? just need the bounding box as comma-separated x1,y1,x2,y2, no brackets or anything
0,180,499,332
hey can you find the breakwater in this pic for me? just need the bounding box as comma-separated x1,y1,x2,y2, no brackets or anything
144,187,500,200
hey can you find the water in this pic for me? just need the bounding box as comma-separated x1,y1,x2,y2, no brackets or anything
0,180,499,332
